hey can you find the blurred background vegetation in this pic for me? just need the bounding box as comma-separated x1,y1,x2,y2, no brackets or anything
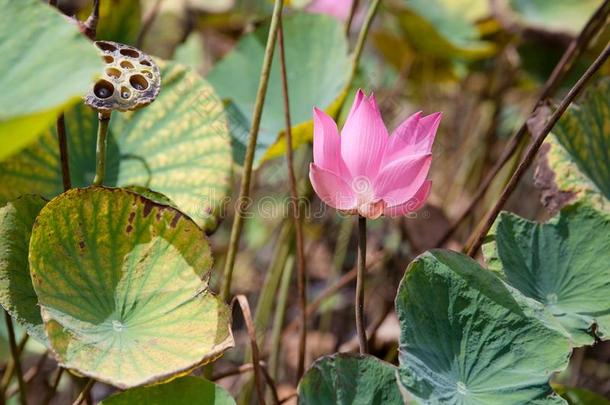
1,0,609,403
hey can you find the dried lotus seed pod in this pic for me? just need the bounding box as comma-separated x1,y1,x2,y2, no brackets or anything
84,41,161,113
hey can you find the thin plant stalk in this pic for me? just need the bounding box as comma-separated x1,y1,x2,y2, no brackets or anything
349,0,382,83
42,368,64,405
269,254,295,381
277,16,307,382
466,42,610,257
56,114,71,191
436,0,610,247
344,0,360,35
1,334,29,394
4,312,27,405
221,0,285,302
72,378,94,405
355,216,368,354
93,112,111,186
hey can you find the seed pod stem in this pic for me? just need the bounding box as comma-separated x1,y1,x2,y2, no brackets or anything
93,112,111,186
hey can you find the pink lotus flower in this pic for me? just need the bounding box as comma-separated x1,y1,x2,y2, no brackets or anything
309,90,441,219
305,0,353,21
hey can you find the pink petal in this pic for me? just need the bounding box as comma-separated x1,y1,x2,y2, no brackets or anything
306,0,353,21
309,163,356,210
382,111,422,165
340,92,389,179
412,112,442,154
373,154,432,207
313,107,347,176
384,180,432,217
345,89,366,124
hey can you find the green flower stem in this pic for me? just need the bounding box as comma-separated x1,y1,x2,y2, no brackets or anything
93,112,111,187
4,312,27,405
356,216,368,354
220,0,285,302
349,0,382,84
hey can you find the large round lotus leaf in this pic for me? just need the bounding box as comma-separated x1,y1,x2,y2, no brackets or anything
0,60,232,232
298,353,404,405
396,249,570,404
29,187,234,388
395,0,495,60
0,195,47,344
0,0,103,161
537,78,610,213
101,376,235,404
482,203,610,346
207,12,350,167
508,0,603,35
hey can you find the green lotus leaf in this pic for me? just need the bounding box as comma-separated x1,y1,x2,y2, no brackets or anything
508,0,603,35
0,195,48,344
0,0,103,161
298,353,404,405
0,60,232,232
538,78,610,213
483,203,610,346
395,0,495,60
29,187,234,388
101,376,236,404
396,249,571,404
207,12,350,166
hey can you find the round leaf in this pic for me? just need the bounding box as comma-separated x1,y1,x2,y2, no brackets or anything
0,195,48,344
298,353,404,405
483,204,610,346
396,249,570,404
508,0,603,35
537,78,610,213
0,60,233,232
394,0,495,60
207,12,350,166
0,0,103,160
29,187,234,388
101,376,235,404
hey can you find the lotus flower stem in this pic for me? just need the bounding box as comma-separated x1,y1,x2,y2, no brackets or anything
221,0,285,302
4,313,26,405
277,16,308,382
467,41,610,257
356,216,368,353
436,0,610,248
93,112,111,186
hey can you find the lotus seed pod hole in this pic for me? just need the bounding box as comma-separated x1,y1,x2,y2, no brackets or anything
104,55,114,63
142,70,153,79
121,86,131,99
94,80,114,99
140,60,152,66
96,41,117,52
106,67,121,79
130,74,149,91
120,48,140,58
120,60,134,69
